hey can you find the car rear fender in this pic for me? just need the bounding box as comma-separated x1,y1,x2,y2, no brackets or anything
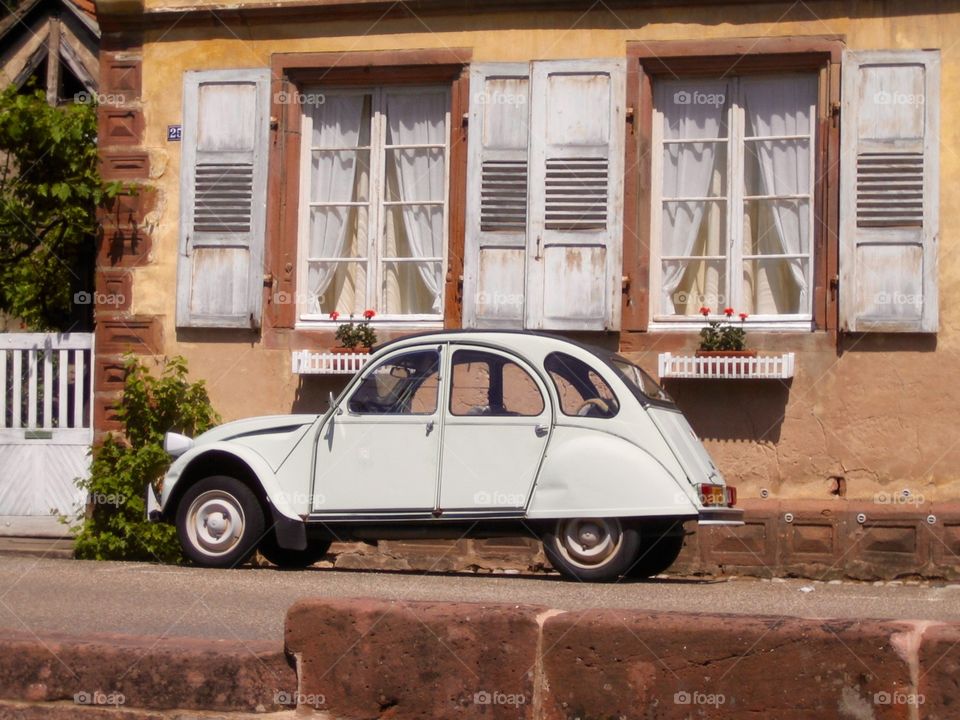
161,442,301,521
526,427,698,519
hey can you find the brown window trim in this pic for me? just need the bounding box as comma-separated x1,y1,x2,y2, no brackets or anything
264,48,471,351
622,36,843,339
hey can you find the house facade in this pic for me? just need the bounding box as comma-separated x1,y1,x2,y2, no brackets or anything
91,0,959,573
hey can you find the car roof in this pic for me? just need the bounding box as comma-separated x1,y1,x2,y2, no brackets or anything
374,329,617,363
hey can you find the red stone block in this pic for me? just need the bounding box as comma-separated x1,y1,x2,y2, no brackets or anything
99,52,142,102
97,227,152,268
699,500,778,575
100,153,149,181
98,108,144,147
94,317,162,355
540,610,914,719
919,622,960,719
844,501,932,580
94,271,133,313
285,597,543,719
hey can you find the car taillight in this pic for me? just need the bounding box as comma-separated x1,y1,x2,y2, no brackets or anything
697,483,737,508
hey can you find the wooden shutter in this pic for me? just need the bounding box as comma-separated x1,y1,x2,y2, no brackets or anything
176,69,270,329
462,63,531,328
525,59,626,331
839,50,940,333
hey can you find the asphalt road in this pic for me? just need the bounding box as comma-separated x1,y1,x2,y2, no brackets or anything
1,555,959,642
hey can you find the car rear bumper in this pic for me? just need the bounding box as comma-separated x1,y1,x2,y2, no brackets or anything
697,507,744,525
146,484,162,522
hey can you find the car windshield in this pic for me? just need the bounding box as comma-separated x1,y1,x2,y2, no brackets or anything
608,357,674,405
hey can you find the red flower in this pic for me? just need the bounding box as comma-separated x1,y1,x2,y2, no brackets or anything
363,309,376,320
739,312,748,321
723,307,734,317
699,306,711,317
329,311,340,321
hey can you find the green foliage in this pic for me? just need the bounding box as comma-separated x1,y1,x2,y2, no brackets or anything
73,355,220,562
698,308,748,351
332,311,378,349
0,85,123,330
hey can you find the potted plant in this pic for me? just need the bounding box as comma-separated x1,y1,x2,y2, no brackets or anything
329,310,377,353
696,307,755,371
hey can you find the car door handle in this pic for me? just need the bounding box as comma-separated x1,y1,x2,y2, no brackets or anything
535,424,549,437
426,420,435,435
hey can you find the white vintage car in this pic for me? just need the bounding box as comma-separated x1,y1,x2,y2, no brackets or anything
148,331,741,581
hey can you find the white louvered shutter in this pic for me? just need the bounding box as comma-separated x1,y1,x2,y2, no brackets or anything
462,63,531,328
839,50,940,332
176,69,270,329
525,59,626,331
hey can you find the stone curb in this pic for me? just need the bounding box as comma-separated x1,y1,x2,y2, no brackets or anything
287,597,952,720
0,631,296,714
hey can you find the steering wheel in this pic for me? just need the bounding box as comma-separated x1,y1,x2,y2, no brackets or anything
575,398,610,417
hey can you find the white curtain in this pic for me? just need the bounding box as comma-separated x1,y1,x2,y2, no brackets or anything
386,92,447,313
658,81,728,314
306,94,366,314
742,76,816,314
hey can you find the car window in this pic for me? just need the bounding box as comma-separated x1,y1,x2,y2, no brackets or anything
348,349,440,415
610,358,673,404
449,349,545,417
545,352,619,418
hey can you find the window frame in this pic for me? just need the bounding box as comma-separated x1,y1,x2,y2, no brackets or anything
447,347,547,418
295,83,451,325
648,73,819,328
265,49,470,347
623,38,843,337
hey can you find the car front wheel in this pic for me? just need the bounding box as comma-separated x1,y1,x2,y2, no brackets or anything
176,476,265,568
542,518,640,582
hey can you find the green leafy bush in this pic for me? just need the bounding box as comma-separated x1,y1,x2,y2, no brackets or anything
0,85,123,330
72,355,220,562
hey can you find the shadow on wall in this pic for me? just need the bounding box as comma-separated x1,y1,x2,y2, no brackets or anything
838,332,937,354
662,379,791,442
292,374,352,414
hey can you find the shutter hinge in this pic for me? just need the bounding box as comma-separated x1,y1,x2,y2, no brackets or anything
622,275,630,293
263,273,274,288
270,116,279,131
461,112,469,129
625,106,635,125
829,275,839,300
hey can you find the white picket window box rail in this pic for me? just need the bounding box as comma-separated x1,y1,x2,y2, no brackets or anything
658,352,796,380
292,350,372,375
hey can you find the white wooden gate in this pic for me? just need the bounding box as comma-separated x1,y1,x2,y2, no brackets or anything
0,333,93,537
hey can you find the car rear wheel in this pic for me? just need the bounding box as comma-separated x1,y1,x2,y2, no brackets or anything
625,526,686,578
176,476,265,568
258,535,332,569
542,518,640,582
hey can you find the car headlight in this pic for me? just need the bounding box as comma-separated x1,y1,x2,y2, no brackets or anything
163,431,194,458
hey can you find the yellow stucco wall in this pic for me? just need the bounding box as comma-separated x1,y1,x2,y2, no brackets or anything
129,1,960,502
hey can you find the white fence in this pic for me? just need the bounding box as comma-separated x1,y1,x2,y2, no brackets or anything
658,352,796,380
0,333,93,536
292,349,371,375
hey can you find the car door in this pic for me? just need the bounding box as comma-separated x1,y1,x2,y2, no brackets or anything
313,346,444,514
438,345,552,513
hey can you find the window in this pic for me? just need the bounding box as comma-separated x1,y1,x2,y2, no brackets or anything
449,349,544,416
609,358,673,404
545,353,619,418
348,349,440,414
298,86,449,322
651,74,818,324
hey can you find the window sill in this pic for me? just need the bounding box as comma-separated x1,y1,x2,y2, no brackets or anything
658,352,795,380
649,320,814,333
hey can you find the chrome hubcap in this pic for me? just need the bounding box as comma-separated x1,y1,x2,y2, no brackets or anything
186,490,245,557
556,518,623,569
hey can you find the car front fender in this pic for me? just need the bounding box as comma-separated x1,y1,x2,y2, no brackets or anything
160,441,301,521
526,426,699,520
